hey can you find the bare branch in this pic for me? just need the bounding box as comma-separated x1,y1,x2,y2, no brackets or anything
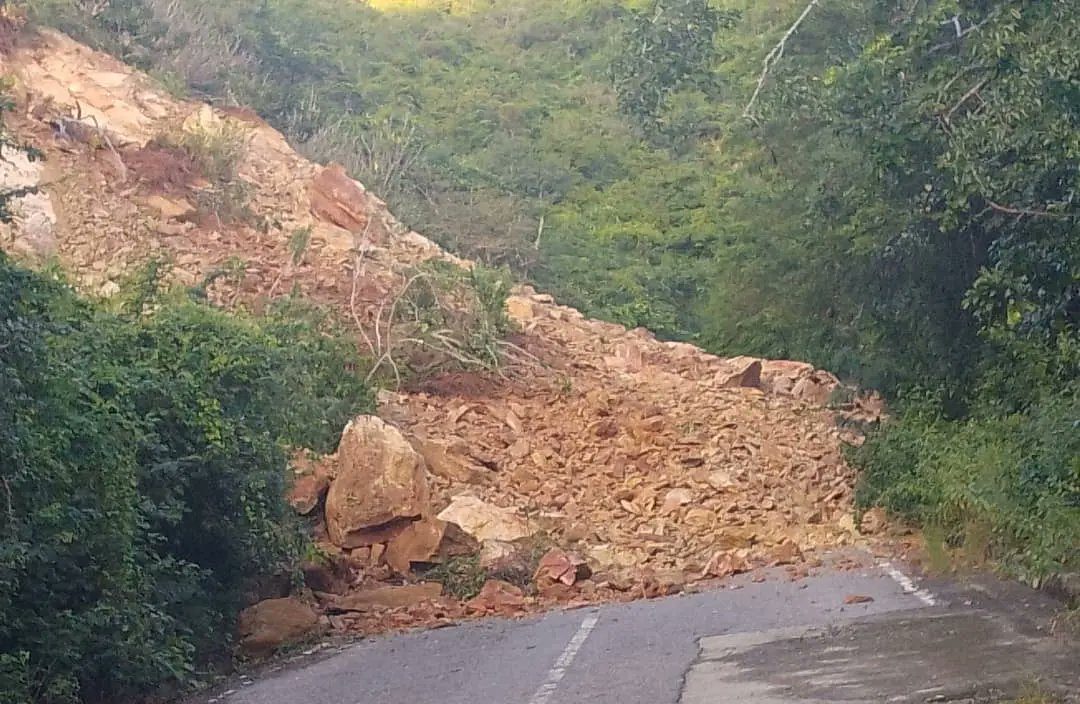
945,76,990,121
985,199,1077,220
533,214,545,250
928,16,993,54
743,0,821,120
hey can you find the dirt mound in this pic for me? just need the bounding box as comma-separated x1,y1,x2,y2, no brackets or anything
1,27,885,640
122,140,199,194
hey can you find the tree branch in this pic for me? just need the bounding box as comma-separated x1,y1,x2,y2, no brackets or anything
928,16,993,54
945,76,990,121
743,0,821,120
985,199,1076,220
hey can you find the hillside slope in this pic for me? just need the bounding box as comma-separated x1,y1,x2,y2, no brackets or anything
0,28,884,634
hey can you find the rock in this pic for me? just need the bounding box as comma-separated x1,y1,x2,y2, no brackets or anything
329,583,443,613
859,507,888,535
641,569,686,598
716,526,758,550
769,542,803,566
152,219,188,236
661,488,694,515
466,579,526,613
506,296,536,322
413,437,486,483
0,145,57,261
143,194,194,220
534,548,591,587
302,561,347,595
791,371,838,406
237,597,319,657
324,416,430,549
310,163,376,237
507,438,531,460
436,495,536,543
684,507,716,528
587,544,638,571
759,360,817,394
701,550,752,579
289,473,330,516
705,470,736,491
716,359,762,389
478,540,519,568
562,521,591,543
383,518,479,574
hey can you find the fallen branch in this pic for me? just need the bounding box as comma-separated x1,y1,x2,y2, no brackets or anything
743,0,821,120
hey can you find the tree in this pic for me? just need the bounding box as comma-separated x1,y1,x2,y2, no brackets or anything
611,0,738,130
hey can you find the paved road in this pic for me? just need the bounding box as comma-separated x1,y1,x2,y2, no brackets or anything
209,557,1077,704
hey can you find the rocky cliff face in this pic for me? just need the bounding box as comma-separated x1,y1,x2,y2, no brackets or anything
0,28,884,643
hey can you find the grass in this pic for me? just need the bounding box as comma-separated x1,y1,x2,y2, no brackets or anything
423,555,488,600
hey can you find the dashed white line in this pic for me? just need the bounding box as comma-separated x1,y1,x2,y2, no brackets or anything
528,613,600,704
881,561,937,606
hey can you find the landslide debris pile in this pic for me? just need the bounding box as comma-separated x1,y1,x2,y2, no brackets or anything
1,28,884,649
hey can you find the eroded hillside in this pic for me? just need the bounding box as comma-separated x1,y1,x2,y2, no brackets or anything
0,28,886,642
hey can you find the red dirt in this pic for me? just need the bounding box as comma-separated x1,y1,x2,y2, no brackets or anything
406,371,506,399
122,141,198,194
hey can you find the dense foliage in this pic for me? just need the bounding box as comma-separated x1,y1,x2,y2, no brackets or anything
20,0,1080,613
0,255,372,703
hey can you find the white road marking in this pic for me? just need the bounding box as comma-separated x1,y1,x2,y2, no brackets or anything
528,613,600,704
881,561,937,606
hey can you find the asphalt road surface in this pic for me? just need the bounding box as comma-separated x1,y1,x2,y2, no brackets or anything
207,555,1078,704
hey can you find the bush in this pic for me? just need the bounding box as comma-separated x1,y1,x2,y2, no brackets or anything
852,385,1080,579
0,254,372,703
162,120,253,225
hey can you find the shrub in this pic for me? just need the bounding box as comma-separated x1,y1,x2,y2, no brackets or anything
851,385,1080,579
162,120,253,225
0,253,372,703
362,260,517,385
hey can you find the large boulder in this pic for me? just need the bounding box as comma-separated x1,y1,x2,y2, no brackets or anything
310,163,377,237
237,597,320,657
325,416,430,549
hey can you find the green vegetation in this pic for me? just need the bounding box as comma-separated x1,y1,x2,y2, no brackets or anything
423,554,488,600
0,254,372,702
853,382,1079,577
161,119,253,225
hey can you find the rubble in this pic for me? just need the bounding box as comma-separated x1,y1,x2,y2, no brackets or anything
466,580,526,614
326,583,443,613
534,549,591,587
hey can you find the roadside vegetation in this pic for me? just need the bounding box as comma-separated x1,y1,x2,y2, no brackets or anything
0,109,374,696
0,250,373,703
